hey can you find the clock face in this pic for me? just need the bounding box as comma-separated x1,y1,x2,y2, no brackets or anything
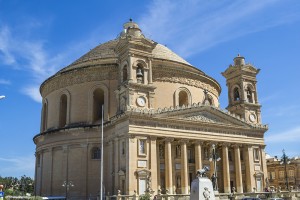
136,96,146,107
249,113,256,122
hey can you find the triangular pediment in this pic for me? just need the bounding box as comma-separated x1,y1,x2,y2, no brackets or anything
154,105,266,130
179,111,228,124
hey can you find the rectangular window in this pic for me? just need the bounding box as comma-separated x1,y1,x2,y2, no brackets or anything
279,171,284,178
253,148,260,161
288,170,294,177
271,172,275,179
138,139,146,155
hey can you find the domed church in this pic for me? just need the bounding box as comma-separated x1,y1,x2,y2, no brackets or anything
33,20,268,199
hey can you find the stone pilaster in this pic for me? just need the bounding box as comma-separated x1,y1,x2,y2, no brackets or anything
260,146,268,188
128,55,133,81
233,144,243,193
114,138,119,194
80,144,88,199
222,143,231,193
150,137,158,193
164,138,174,194
127,136,137,194
245,145,255,192
148,58,153,84
180,139,189,194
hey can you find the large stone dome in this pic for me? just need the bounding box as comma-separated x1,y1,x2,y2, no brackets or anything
58,35,192,74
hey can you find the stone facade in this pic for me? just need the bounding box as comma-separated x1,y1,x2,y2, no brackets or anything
266,155,300,190
33,20,268,199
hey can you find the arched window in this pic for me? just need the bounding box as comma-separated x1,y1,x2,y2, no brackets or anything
136,64,144,83
93,88,104,122
123,65,128,82
42,102,48,131
59,94,67,128
179,90,188,107
91,147,101,159
246,87,253,103
233,87,240,101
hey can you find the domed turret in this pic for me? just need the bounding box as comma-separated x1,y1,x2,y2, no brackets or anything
120,19,144,38
233,54,245,66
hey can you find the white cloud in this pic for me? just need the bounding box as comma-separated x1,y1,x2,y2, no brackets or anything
0,78,11,85
22,85,42,103
0,26,16,65
0,22,108,102
265,126,300,143
0,155,35,178
139,0,300,58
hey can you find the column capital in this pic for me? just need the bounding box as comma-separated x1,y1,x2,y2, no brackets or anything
221,142,231,147
194,140,205,145
179,139,189,144
163,137,174,143
259,144,266,150
149,136,157,141
232,143,243,149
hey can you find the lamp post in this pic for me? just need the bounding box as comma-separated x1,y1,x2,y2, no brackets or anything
209,144,221,191
62,181,74,199
280,149,290,190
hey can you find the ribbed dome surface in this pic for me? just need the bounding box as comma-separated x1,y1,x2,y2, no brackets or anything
60,38,191,73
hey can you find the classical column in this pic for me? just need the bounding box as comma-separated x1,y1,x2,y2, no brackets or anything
195,141,203,171
222,143,231,193
150,137,158,192
114,138,119,194
165,138,173,194
180,140,189,194
245,145,255,192
260,146,268,188
233,144,243,193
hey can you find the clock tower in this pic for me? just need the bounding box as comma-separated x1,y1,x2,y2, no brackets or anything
115,19,157,113
222,54,262,124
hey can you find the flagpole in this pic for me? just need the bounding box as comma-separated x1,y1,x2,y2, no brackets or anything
100,105,104,200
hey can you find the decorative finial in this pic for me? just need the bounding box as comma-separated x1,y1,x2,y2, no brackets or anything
129,18,133,22
237,53,240,57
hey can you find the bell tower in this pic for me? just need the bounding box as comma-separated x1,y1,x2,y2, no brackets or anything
115,19,157,113
222,54,262,124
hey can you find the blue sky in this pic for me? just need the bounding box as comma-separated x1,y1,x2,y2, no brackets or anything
0,0,300,178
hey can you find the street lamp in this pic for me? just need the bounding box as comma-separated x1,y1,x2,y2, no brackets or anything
62,181,74,199
209,144,221,191
280,149,290,190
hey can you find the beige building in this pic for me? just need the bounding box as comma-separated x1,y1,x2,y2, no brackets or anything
266,155,300,190
33,20,268,199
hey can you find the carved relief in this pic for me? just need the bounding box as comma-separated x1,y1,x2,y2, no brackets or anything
183,113,223,124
